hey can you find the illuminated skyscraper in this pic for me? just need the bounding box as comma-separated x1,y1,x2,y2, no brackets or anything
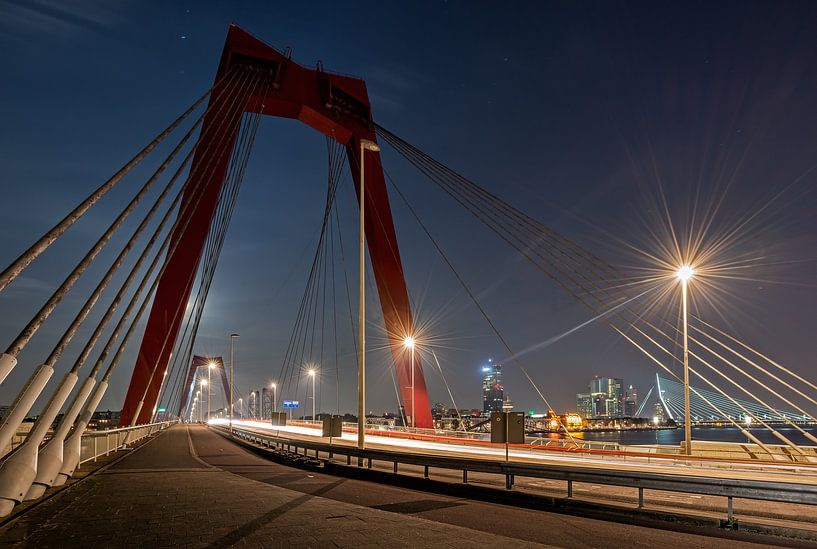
481,359,504,413
586,376,625,418
576,393,592,419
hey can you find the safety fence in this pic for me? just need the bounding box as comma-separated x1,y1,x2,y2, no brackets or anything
79,420,176,465
217,424,817,522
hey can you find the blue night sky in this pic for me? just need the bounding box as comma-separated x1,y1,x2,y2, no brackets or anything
1,1,816,417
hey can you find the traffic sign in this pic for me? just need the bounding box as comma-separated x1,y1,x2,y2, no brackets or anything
283,400,300,408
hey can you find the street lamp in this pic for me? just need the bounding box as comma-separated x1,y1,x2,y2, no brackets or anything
308,369,316,422
238,397,243,419
271,382,277,414
229,334,239,431
403,336,416,428
207,362,216,423
200,379,208,423
676,264,694,455
358,138,380,450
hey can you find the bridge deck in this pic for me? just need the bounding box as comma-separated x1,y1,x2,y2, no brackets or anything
0,425,789,548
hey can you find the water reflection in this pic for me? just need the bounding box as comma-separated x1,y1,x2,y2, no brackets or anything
557,426,817,446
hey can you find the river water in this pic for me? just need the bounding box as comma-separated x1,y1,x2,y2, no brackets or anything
558,426,817,446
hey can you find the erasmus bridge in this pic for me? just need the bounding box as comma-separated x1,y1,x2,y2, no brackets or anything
652,374,814,424
0,25,816,546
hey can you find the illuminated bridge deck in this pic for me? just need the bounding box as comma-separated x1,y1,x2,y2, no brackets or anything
0,425,793,549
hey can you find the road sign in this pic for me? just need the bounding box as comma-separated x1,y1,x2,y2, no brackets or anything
283,400,299,409
158,408,166,413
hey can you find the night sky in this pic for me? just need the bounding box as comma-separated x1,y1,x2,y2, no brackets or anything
1,1,816,417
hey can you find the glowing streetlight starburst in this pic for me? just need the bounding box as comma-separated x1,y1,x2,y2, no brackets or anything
676,265,694,283
403,336,416,349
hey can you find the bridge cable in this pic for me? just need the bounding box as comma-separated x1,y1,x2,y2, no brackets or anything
160,72,269,420
389,136,817,448
0,80,228,295
376,126,807,452
274,139,345,414
0,71,256,499
0,71,249,451
378,132,788,450
55,69,261,438
1,76,234,364
382,129,814,453
380,166,577,442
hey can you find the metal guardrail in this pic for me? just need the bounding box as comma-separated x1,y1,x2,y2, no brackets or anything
79,420,176,465
288,420,488,442
219,425,817,521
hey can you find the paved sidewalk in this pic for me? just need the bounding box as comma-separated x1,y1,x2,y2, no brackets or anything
0,425,549,548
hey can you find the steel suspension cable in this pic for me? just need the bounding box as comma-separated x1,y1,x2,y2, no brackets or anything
0,82,224,294
163,72,269,417
156,75,268,421
0,75,255,504
0,72,247,454
381,168,577,442
376,128,795,451
2,83,227,363
60,70,257,421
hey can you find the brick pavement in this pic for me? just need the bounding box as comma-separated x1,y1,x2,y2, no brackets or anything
0,425,550,548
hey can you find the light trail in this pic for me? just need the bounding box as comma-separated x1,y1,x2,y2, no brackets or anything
212,419,817,482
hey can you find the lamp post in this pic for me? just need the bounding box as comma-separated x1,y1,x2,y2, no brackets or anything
358,138,380,449
238,397,243,419
403,336,416,427
229,334,239,431
207,362,215,422
308,369,316,421
271,383,277,413
196,389,201,423
200,379,208,423
676,264,694,455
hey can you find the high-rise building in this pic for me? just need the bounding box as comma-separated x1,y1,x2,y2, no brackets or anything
576,393,592,419
623,385,638,417
585,376,625,418
481,359,504,413
592,393,608,417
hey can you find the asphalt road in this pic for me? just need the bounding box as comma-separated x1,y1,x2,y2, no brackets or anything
191,425,812,548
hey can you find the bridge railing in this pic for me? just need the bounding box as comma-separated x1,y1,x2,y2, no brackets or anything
282,419,490,442
530,436,623,452
79,420,176,465
213,426,817,520
217,424,817,521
